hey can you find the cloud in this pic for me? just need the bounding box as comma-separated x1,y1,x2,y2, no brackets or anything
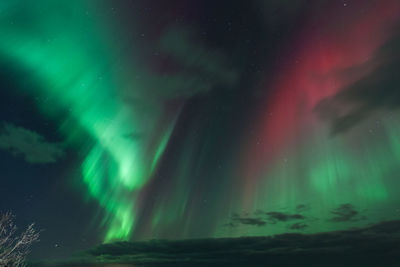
0,122,64,164
122,26,238,106
296,204,309,212
329,204,365,222
226,210,306,228
39,220,400,267
314,30,400,135
226,213,267,227
222,222,237,228
232,217,267,227
159,26,238,95
264,211,305,223
289,222,308,230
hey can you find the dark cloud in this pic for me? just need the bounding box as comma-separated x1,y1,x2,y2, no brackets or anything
159,27,238,91
232,217,266,227
314,30,400,135
122,26,238,103
265,211,305,223
0,122,64,164
227,213,267,227
289,222,308,231
329,204,365,222
227,210,306,227
253,210,306,224
296,204,309,212
34,220,400,267
222,222,236,228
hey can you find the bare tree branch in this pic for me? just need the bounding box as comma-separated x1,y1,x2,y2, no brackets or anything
0,212,39,267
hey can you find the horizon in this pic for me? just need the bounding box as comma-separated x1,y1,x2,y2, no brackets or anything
1,0,400,265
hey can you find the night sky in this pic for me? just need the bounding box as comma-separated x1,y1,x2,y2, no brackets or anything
1,0,400,261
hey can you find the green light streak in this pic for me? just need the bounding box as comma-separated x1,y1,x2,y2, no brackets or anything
150,117,179,172
0,0,175,241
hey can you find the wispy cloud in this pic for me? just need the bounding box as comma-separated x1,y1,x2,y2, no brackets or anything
0,122,65,164
289,222,308,230
224,213,267,227
329,204,366,222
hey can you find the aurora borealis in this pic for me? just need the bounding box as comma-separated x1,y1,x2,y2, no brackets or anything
1,0,400,261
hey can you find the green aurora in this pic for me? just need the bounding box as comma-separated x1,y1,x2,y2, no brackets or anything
1,0,400,246
0,0,236,242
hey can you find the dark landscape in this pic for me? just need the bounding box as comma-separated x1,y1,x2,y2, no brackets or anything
29,220,400,267
2,1,400,266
